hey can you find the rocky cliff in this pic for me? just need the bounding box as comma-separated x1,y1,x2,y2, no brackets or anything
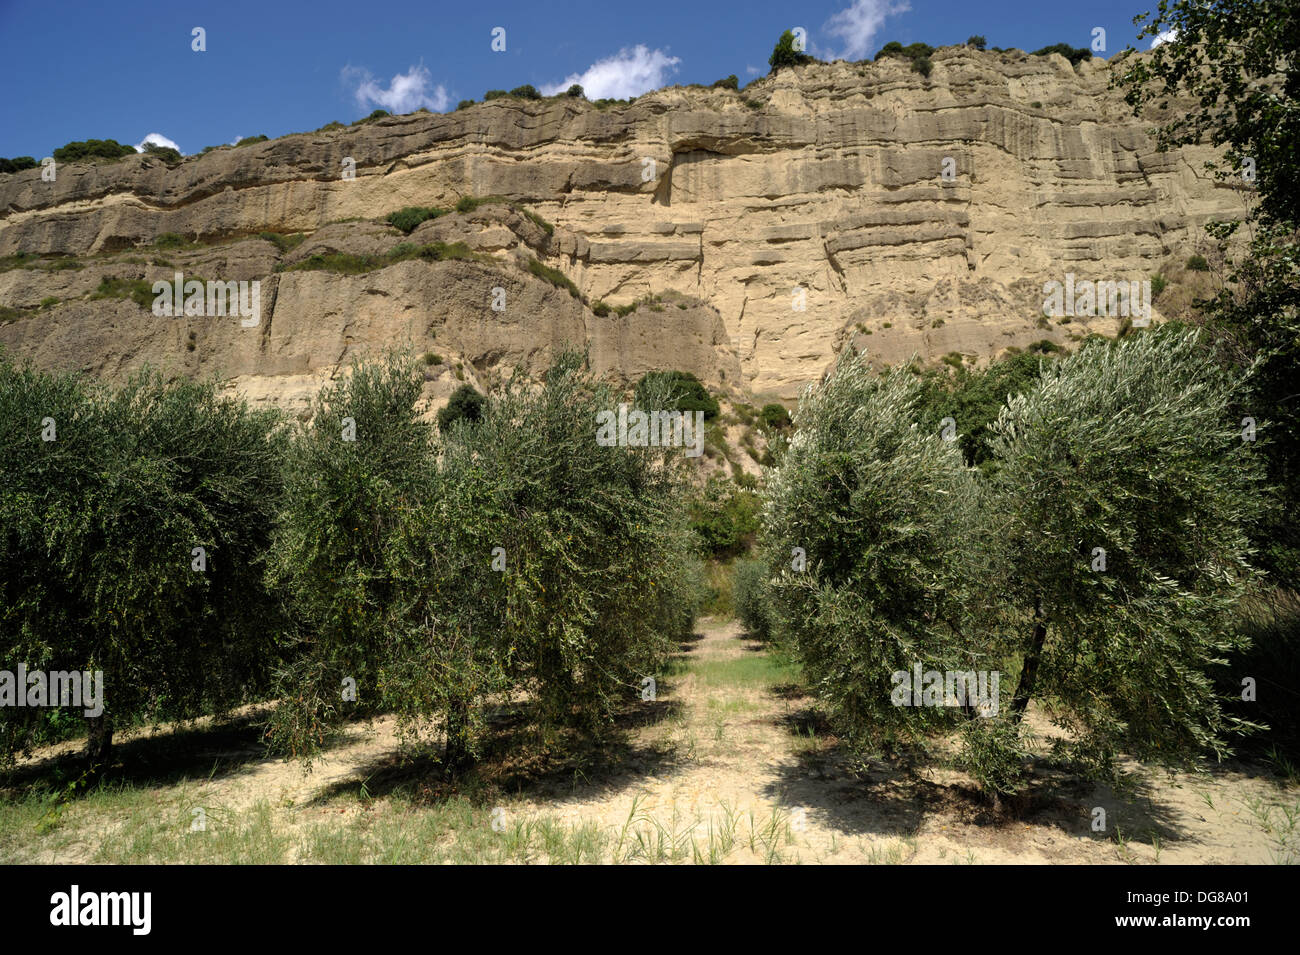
0,46,1245,409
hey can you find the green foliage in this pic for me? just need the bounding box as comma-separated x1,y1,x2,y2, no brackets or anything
526,257,581,298
1115,0,1300,585
258,232,307,254
456,100,476,110
759,403,790,431
733,559,773,640
0,360,288,765
282,241,484,275
912,56,933,77
912,349,1052,468
455,195,508,214
1031,43,1092,66
89,276,155,310
509,84,542,100
522,209,555,236
760,354,985,755
876,41,934,63
967,35,987,50
0,157,38,173
152,232,190,249
436,384,485,432
141,142,182,163
483,90,508,101
566,84,585,98
267,351,699,766
769,30,815,72
633,370,720,421
234,135,269,147
52,139,136,163
986,327,1270,786
711,75,739,90
761,330,1272,794
1186,253,1210,272
386,206,448,234
1151,273,1168,297
689,478,761,559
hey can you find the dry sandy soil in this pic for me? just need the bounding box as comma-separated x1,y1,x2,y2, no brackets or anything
4,617,1297,864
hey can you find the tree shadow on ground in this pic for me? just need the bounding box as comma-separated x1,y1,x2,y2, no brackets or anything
307,696,687,810
307,626,709,810
761,685,1198,851
0,706,293,797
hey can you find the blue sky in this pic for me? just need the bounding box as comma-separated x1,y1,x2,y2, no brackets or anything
0,0,1164,158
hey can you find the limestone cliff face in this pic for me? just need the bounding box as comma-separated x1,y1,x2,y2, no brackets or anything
0,47,1245,405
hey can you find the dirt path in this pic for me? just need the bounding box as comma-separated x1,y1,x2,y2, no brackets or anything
493,617,1299,864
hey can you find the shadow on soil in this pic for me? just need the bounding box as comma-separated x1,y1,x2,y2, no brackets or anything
759,685,1231,855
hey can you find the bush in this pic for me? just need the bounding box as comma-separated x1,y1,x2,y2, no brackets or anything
733,559,774,640
912,349,1052,468
142,142,182,163
0,157,38,173
912,56,933,77
436,384,485,432
759,402,791,431
1031,43,1092,66
509,84,542,100
51,139,136,163
1151,273,1168,297
967,35,987,50
386,206,448,234
1187,253,1211,271
0,361,288,766
633,370,720,421
566,84,585,98
876,41,934,63
456,100,475,110
711,75,739,90
483,90,508,101
234,135,269,147
769,29,815,72
689,478,761,558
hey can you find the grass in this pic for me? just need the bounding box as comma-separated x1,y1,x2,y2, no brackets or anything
258,232,308,254
386,206,448,234
89,276,156,310
526,257,581,299
686,653,799,690
280,241,488,275
1,253,83,273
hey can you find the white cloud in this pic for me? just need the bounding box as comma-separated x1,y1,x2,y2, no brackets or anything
1150,28,1179,49
745,64,762,76
343,64,450,114
823,0,911,61
541,45,681,100
136,132,182,154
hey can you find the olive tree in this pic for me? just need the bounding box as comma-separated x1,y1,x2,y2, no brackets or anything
760,353,990,755
0,359,287,767
268,350,701,771
985,326,1270,786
